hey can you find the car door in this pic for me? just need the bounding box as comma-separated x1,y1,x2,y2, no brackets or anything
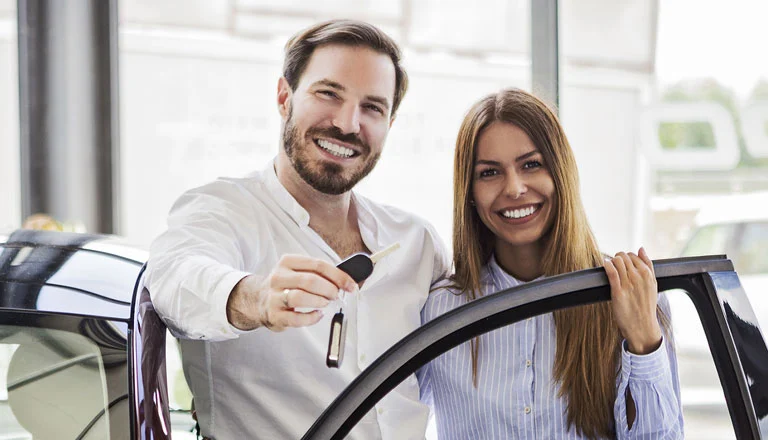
301,255,768,439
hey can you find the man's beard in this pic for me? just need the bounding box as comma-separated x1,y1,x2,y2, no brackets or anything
282,109,380,195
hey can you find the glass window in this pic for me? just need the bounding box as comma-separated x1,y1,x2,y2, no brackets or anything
681,223,736,257
0,0,20,232
645,0,768,261
118,0,531,248
0,325,119,439
735,221,768,275
666,288,736,439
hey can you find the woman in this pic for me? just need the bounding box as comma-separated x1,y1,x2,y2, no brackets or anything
419,89,682,439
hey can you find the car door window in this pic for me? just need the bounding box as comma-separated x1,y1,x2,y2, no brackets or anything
667,287,737,439
301,259,766,440
0,325,113,440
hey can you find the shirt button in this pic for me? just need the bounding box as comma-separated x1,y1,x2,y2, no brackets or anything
524,406,531,414
377,407,384,415
360,354,366,363
525,360,532,367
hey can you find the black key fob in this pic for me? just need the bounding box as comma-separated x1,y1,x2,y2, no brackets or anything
337,253,374,283
326,311,347,368
325,253,371,369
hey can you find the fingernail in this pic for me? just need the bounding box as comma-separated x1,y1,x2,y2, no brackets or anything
345,283,359,294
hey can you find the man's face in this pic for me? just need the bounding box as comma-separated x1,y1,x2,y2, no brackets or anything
278,44,396,195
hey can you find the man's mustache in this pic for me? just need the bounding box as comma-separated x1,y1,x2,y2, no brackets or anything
306,126,368,153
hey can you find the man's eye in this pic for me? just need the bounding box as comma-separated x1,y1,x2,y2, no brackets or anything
364,104,385,115
318,90,339,99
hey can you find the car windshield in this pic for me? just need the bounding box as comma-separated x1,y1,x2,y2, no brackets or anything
0,325,117,439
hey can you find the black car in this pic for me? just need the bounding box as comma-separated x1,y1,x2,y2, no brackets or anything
1,230,766,439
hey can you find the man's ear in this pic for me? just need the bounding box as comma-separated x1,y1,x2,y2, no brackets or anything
277,77,292,119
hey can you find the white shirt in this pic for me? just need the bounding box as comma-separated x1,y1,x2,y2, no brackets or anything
146,161,450,440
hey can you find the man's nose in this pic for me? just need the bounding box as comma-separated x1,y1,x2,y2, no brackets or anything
332,102,361,134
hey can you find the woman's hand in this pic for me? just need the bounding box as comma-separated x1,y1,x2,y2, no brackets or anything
603,247,662,355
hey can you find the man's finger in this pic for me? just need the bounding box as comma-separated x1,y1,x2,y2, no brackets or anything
283,310,325,328
279,254,358,292
283,288,332,309
271,270,339,301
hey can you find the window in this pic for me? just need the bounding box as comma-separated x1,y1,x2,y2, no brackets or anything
0,325,122,439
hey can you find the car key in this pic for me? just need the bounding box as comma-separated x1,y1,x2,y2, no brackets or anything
326,243,400,368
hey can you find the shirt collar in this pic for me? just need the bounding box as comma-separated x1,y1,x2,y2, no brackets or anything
261,158,311,227
487,253,544,288
260,158,385,250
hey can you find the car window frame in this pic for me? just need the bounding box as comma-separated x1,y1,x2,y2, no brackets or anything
301,255,764,440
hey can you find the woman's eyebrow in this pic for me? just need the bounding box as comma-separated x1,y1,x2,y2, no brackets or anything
515,150,540,162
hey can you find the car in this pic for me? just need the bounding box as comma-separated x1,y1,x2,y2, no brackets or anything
1,229,766,439
0,229,194,440
680,192,768,333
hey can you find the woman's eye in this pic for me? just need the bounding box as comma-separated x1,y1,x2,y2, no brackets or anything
478,169,499,178
523,160,542,170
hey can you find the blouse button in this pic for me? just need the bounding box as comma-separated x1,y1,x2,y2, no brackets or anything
524,406,532,414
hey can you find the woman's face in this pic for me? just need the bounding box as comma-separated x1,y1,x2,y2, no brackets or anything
471,122,556,253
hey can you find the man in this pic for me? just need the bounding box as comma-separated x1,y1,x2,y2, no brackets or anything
146,19,449,439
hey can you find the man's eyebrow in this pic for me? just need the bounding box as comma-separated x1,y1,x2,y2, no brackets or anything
312,79,345,91
312,79,391,111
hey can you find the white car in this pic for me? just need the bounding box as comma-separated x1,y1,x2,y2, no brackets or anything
679,192,768,342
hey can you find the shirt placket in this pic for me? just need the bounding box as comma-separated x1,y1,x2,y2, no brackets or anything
521,315,537,437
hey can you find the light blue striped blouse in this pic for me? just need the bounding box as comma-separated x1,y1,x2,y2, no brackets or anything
418,256,684,439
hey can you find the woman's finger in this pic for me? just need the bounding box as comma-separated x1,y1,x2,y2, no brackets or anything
603,258,621,294
628,252,653,281
612,253,629,288
638,247,655,276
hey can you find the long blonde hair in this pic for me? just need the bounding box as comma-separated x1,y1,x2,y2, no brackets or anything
451,88,666,439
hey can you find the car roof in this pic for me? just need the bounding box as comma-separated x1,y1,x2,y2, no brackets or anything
0,230,147,321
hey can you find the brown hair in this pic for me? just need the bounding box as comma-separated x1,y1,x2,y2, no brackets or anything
451,88,669,438
283,19,408,117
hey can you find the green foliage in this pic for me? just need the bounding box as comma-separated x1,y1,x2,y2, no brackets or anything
749,79,768,102
658,121,716,150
